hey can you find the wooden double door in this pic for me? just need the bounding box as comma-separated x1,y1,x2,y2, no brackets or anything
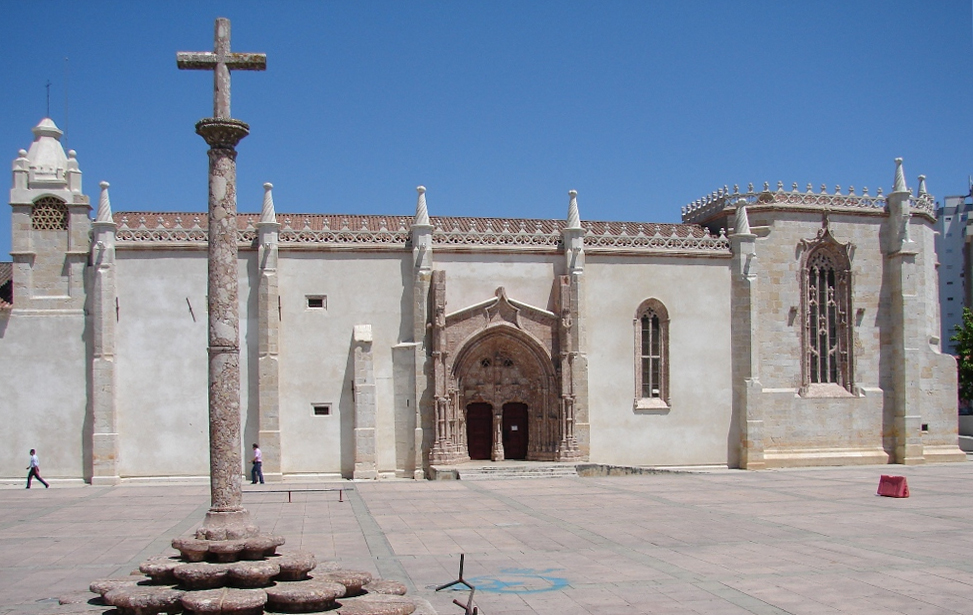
466,402,529,460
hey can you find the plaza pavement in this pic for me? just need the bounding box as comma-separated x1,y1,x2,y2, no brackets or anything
1,462,972,615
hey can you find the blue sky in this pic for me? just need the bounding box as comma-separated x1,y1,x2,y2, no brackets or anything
1,1,971,258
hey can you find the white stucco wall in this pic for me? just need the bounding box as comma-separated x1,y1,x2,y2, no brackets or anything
0,310,87,479
114,251,210,477
584,255,733,466
276,251,411,477
437,253,558,313
114,250,258,478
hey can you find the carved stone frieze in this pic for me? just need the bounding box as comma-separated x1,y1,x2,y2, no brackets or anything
113,212,727,255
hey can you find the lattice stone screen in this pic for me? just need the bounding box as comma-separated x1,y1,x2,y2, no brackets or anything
31,197,68,230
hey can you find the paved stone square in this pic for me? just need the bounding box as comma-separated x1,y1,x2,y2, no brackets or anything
2,463,972,614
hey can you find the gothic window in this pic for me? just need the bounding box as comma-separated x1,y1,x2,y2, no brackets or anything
802,244,853,392
634,299,669,407
31,196,68,230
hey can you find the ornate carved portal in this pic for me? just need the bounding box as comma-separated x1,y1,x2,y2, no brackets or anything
428,272,582,464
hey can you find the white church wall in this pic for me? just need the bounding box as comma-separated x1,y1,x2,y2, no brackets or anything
437,253,559,313
0,311,86,480
584,255,733,466
276,251,410,477
114,251,210,477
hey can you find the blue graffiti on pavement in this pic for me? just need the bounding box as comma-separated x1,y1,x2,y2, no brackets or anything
466,568,569,594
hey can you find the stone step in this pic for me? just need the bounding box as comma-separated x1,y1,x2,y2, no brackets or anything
456,464,579,481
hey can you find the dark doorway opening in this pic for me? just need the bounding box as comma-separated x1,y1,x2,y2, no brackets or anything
502,402,529,460
466,403,493,460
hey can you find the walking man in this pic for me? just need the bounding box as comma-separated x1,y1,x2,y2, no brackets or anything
251,443,264,484
26,449,49,489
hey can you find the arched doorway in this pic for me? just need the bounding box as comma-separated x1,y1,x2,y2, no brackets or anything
502,402,529,459
466,403,493,460
449,326,560,461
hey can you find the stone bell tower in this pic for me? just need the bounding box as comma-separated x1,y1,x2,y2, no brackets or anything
6,118,92,481
9,119,90,310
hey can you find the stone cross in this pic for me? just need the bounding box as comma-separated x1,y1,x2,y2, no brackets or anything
177,18,266,119
178,18,265,539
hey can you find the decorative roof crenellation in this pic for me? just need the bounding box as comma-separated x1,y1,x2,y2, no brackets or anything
681,179,935,225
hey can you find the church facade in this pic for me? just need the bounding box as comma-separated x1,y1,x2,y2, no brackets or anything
0,118,965,483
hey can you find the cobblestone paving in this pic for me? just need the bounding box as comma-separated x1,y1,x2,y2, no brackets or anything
1,463,971,614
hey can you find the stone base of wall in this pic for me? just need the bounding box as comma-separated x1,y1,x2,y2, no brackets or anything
763,447,889,468
921,445,968,464
89,475,120,486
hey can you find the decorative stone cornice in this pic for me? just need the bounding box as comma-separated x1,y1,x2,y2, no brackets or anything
195,118,250,150
682,179,936,225
113,212,729,255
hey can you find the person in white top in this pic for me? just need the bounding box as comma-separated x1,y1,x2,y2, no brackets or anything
250,443,264,484
26,449,49,489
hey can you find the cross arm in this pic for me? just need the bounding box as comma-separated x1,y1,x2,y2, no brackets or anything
177,52,267,71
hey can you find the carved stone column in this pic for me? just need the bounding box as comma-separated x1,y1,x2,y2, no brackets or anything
197,118,252,534
429,269,452,465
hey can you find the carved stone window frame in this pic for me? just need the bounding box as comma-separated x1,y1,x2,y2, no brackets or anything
634,298,670,410
31,196,68,230
798,224,854,397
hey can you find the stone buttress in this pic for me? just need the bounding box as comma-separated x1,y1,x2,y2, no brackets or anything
256,183,282,481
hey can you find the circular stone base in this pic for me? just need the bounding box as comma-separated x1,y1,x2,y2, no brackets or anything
172,537,210,562
89,577,143,597
363,579,408,595
209,539,246,562
315,570,373,596
104,585,185,615
227,560,281,588
274,551,317,581
241,534,285,560
180,587,267,614
335,594,417,615
140,555,182,584
265,579,345,613
174,562,231,590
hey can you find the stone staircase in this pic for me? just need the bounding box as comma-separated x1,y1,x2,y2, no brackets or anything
454,464,579,481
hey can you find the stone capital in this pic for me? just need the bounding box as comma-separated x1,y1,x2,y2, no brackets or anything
195,118,250,150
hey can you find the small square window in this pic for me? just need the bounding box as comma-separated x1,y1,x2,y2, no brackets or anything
306,295,327,310
312,403,331,416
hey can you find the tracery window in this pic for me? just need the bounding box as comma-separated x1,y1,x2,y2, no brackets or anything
31,196,68,230
802,244,853,392
634,299,669,407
